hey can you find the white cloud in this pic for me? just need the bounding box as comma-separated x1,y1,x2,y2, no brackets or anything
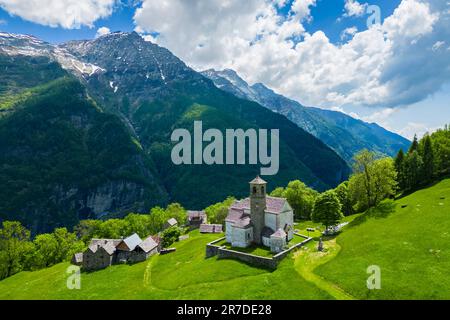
0,0,117,29
432,40,445,51
96,26,111,38
0,19,7,25
398,122,438,140
340,26,358,41
343,0,367,17
133,0,449,111
362,108,397,130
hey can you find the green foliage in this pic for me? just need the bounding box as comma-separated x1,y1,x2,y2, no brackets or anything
271,180,318,220
311,190,343,229
204,197,236,226
334,181,354,216
74,220,103,244
160,226,182,248
0,77,167,233
395,126,450,193
0,222,83,279
348,150,397,212
0,221,34,279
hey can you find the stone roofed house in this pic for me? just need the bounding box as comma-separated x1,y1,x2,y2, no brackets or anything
187,210,207,229
82,239,119,271
225,176,294,253
116,233,143,263
71,252,83,266
199,224,223,233
129,236,159,263
164,218,178,229
76,233,160,271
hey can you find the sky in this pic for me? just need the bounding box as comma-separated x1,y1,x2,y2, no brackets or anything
0,0,449,140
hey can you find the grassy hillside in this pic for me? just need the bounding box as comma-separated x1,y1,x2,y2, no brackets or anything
1,180,448,300
0,230,332,300
316,179,450,299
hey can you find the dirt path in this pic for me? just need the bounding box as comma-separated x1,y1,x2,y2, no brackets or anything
294,239,355,300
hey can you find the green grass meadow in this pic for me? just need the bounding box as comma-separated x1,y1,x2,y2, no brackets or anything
0,179,449,300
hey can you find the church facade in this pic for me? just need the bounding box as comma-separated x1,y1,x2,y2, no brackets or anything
225,176,294,253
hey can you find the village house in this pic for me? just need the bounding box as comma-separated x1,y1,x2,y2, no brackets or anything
199,224,223,233
187,210,207,229
164,218,178,229
75,233,159,271
225,176,294,253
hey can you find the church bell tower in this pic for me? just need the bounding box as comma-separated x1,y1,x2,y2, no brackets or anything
250,176,267,244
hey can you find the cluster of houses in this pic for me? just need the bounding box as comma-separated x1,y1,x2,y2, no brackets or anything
72,210,223,271
72,233,161,271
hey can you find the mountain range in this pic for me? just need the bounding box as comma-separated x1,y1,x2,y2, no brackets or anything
0,31,350,233
201,69,410,162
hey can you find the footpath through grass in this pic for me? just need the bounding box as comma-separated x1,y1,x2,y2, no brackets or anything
0,230,332,300
315,179,450,299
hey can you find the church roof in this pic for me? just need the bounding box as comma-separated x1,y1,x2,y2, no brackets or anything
228,196,287,214
250,176,267,184
234,216,252,229
271,228,287,238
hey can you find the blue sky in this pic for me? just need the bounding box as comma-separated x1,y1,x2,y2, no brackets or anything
0,0,448,140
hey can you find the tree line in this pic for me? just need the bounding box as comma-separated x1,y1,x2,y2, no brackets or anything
0,204,188,280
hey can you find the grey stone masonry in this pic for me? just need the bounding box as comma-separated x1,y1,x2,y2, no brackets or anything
206,233,312,269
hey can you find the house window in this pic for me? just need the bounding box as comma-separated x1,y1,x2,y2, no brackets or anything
253,186,257,194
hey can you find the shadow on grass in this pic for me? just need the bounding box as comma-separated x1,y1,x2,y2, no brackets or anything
348,200,397,228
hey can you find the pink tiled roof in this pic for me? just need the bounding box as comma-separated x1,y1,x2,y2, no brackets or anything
229,196,287,214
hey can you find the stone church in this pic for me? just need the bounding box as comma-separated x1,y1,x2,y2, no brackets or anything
225,176,294,253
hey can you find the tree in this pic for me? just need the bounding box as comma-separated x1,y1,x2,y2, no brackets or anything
96,219,129,239
334,181,354,216
160,226,181,248
124,213,152,238
349,151,397,211
409,134,419,154
0,221,34,279
165,203,187,226
75,220,102,244
420,135,434,183
394,149,406,191
311,191,343,230
205,197,235,226
31,228,84,269
404,150,423,191
270,187,285,197
351,150,376,209
32,233,58,268
273,180,317,220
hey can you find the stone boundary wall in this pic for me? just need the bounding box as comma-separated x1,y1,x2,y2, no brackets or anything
205,234,312,269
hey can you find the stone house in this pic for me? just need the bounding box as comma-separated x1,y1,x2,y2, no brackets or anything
116,233,142,263
187,210,207,229
130,236,159,263
225,176,294,253
199,224,223,233
164,218,178,229
82,239,119,271
77,233,159,271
